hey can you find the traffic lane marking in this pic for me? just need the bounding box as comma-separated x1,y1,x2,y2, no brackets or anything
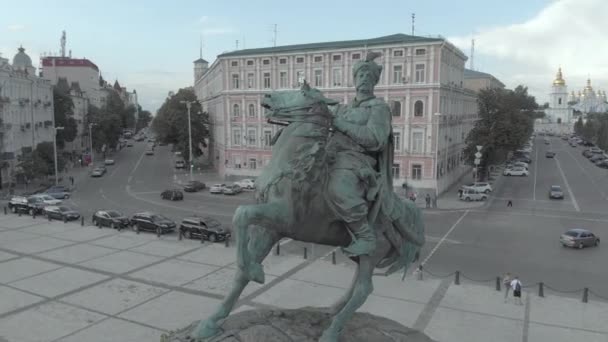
554,156,580,212
419,210,469,266
470,208,608,224
562,144,608,200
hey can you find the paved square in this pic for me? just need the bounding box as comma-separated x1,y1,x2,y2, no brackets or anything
1,236,75,254
184,267,277,297
37,243,118,264
129,240,199,257
0,250,17,262
79,250,163,273
61,279,167,315
252,279,344,309
528,323,607,342
0,285,43,315
178,244,237,267
529,295,608,333
51,227,117,242
11,266,109,297
0,257,62,284
57,318,163,342
19,221,82,236
90,234,150,250
129,259,219,287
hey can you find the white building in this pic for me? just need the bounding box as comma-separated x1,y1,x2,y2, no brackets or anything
569,79,607,115
194,33,478,194
544,68,574,125
0,47,55,186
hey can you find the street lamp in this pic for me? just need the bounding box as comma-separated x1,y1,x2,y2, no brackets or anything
433,112,442,197
180,100,196,180
53,126,64,185
89,123,97,166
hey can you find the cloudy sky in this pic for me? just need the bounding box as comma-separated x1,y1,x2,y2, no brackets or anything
1,0,605,112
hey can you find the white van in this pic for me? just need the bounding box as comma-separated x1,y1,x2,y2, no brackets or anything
459,188,488,202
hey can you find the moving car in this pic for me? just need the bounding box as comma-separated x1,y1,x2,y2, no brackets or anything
179,216,231,242
175,160,186,169
91,167,105,177
126,141,134,147
45,185,71,199
235,179,256,190
460,182,493,194
209,184,227,194
560,229,599,249
459,188,487,202
92,210,130,229
104,159,115,165
130,212,176,234
43,206,80,221
161,189,184,201
545,151,556,158
183,180,205,192
503,167,529,176
29,194,62,206
222,184,242,195
145,149,154,156
549,185,564,199
8,196,29,213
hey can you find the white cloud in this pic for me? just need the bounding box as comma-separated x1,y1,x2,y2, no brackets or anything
7,24,25,31
449,0,608,102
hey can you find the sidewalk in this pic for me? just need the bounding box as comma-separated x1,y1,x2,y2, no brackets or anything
0,215,606,342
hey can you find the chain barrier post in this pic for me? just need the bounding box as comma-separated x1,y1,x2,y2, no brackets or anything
538,282,544,297
583,288,589,303
63,216,67,224
454,271,460,285
3,207,7,215
303,247,308,259
275,243,280,255
81,216,84,226
48,214,51,222
496,277,501,291
178,229,183,241
225,236,230,247
332,251,336,264
32,211,36,219
157,227,161,238
417,265,423,281
18,209,21,217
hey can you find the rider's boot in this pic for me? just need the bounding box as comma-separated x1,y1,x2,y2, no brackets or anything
343,219,376,256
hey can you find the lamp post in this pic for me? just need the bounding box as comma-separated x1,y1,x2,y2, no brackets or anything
179,100,195,180
89,123,97,166
433,113,442,197
53,126,64,185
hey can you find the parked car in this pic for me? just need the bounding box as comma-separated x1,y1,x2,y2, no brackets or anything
590,147,603,154
8,196,29,213
43,205,80,221
569,141,577,147
26,196,48,215
161,189,184,201
560,229,599,249
104,159,115,165
597,160,608,169
175,160,186,169
583,150,594,158
589,154,607,163
209,184,227,194
545,151,556,158
594,157,608,166
91,167,105,177
92,210,130,229
508,161,529,170
549,185,564,199
222,184,242,195
459,188,488,202
504,167,529,176
130,212,176,234
183,180,205,192
126,141,134,147
460,182,493,194
235,179,256,190
544,139,550,145
29,194,62,206
44,185,71,199
145,149,154,156
179,216,231,242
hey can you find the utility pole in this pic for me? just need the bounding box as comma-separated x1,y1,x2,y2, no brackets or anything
180,101,195,180
273,24,277,47
411,13,415,35
89,123,96,166
53,126,64,185
470,38,475,71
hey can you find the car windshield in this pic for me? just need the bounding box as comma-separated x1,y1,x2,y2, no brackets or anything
107,211,122,217
40,195,54,200
58,207,70,212
151,214,170,222
565,231,580,237
204,218,221,228
551,186,561,191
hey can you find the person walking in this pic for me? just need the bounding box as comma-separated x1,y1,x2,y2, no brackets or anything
507,199,513,207
69,176,74,186
503,272,512,303
425,194,431,208
510,276,523,305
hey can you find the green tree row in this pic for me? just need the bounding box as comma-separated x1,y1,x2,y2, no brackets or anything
17,142,66,181
151,87,209,162
86,90,139,152
463,85,540,174
573,115,608,150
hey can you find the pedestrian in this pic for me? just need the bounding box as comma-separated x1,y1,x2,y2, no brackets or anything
425,194,431,208
510,276,523,305
502,272,512,303
458,189,463,199
507,199,513,207
70,176,74,186
433,194,438,208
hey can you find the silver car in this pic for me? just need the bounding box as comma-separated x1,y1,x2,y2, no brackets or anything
549,185,564,199
560,229,599,249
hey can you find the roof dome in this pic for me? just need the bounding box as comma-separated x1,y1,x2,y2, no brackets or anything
12,46,33,69
553,67,566,86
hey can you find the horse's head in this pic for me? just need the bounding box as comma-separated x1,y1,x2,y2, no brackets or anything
261,81,338,125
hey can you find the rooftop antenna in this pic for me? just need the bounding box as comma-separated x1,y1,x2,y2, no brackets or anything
199,34,203,58
235,40,239,50
60,30,66,57
470,37,475,71
273,24,277,47
411,13,415,35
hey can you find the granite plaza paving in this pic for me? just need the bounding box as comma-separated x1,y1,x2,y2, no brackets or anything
0,215,607,342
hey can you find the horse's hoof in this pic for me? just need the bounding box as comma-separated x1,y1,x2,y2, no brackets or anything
247,262,265,284
193,320,221,339
318,329,339,342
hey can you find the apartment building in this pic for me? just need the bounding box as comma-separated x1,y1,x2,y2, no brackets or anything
194,33,478,194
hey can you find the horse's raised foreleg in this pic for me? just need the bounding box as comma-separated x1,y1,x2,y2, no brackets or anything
194,227,280,339
233,202,288,283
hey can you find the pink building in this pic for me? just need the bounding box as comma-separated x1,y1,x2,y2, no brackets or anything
194,34,478,194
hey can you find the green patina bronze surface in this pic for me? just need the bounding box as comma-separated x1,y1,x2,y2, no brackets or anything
184,52,425,342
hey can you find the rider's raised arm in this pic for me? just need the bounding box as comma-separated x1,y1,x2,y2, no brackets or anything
333,101,391,152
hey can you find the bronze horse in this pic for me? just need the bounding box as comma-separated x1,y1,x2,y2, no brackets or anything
194,83,425,342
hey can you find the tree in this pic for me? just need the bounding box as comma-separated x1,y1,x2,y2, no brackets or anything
596,119,608,151
53,87,78,148
136,108,152,131
574,117,584,136
582,119,597,143
17,142,65,180
152,87,209,162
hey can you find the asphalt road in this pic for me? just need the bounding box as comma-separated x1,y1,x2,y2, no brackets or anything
52,134,608,298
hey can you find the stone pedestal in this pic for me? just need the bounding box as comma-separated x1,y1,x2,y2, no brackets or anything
161,307,436,342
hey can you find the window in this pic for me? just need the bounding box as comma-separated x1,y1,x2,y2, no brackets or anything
558,98,562,105
262,59,270,65
414,100,424,117
411,164,422,180
415,48,426,56
247,129,256,145
393,65,403,84
263,72,271,89
233,155,241,168
296,57,304,63
393,50,404,57
392,101,401,117
279,71,288,88
332,54,342,61
247,60,254,66
352,53,361,60
232,130,241,145
248,158,257,170
314,56,323,63
264,130,272,146
415,64,425,83
332,68,342,86
412,132,423,153
314,69,323,87
232,104,240,117
248,104,255,117
232,74,239,89
393,132,401,151
296,70,305,85
392,163,400,179
231,61,238,67
247,73,254,88
279,58,287,64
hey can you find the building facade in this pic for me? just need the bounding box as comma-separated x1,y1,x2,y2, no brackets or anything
568,78,607,114
40,56,102,108
463,68,505,93
0,47,55,186
544,68,574,125
194,34,478,194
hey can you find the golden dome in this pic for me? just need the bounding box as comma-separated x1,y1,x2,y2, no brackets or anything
584,78,593,91
553,67,566,86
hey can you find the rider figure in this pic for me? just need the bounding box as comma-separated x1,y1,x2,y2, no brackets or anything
327,52,392,256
